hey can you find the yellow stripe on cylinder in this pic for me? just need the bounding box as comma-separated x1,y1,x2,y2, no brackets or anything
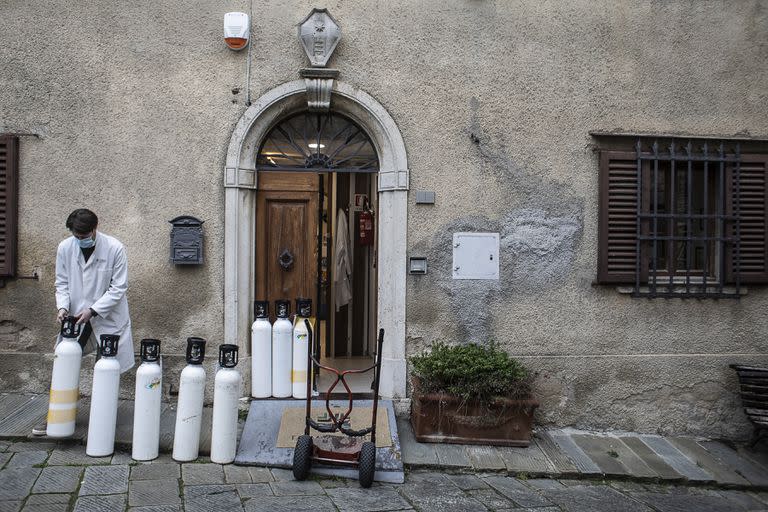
49,388,79,404
47,407,77,424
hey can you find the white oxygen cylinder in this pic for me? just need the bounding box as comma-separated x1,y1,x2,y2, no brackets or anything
131,339,162,461
210,344,241,464
46,317,83,438
292,298,313,399
86,334,121,457
251,301,272,398
172,337,207,462
271,300,293,398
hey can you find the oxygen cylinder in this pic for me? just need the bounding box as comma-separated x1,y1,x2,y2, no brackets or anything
132,339,162,461
292,298,313,399
86,335,121,457
46,317,83,438
210,344,241,464
272,300,293,398
172,337,206,462
251,301,272,398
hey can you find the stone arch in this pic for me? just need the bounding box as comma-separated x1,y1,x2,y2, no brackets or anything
223,80,408,400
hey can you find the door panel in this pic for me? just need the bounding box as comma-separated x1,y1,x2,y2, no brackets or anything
256,174,318,320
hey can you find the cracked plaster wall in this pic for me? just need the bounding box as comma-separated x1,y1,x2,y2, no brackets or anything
1,0,767,436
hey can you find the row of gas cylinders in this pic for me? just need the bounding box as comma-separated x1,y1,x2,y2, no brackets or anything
251,298,315,399
46,317,241,464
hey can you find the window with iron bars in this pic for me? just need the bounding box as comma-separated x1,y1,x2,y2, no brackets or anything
594,134,768,298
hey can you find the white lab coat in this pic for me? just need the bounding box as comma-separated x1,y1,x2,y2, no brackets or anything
334,209,353,311
55,231,135,372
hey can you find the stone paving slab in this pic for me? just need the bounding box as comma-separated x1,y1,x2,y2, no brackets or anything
397,418,439,467
0,467,41,500
619,435,684,480
24,493,72,511
445,474,489,491
79,465,129,495
542,485,654,512
223,464,253,484
7,451,48,468
465,445,506,471
129,507,182,512
484,475,555,508
0,453,11,469
497,442,556,474
534,432,578,474
47,444,109,466
571,434,638,476
0,501,21,512
131,463,180,481
184,484,242,512
32,465,82,493
326,486,414,512
73,494,127,512
236,483,273,497
548,431,602,474
129,479,182,507
270,480,325,496
466,488,514,510
638,435,714,482
181,463,224,485
0,395,48,437
668,437,750,486
631,491,746,512
248,467,274,483
700,440,768,487
242,495,338,512
434,443,470,468
7,442,55,453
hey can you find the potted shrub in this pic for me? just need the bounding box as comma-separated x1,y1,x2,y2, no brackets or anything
410,342,538,447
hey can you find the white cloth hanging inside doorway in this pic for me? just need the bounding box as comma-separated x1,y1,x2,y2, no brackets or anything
334,208,353,311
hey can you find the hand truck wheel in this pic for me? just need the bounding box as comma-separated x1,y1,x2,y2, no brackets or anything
358,441,376,488
292,435,313,480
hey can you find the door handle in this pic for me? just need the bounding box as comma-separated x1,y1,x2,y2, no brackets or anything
278,248,294,271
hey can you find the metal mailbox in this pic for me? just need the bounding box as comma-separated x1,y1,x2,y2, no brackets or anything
169,216,204,265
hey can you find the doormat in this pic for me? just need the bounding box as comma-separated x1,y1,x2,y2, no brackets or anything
235,399,403,484
277,406,391,448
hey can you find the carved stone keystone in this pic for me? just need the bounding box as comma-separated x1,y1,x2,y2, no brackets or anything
300,68,339,112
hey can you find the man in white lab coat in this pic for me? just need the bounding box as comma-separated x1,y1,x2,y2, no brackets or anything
33,209,135,436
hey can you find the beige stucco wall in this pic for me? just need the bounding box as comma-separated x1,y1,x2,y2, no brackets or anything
1,0,766,439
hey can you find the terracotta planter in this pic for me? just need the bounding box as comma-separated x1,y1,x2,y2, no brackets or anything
411,392,539,447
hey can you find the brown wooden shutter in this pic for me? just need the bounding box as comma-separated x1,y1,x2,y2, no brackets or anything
729,154,768,284
597,150,638,284
0,134,19,278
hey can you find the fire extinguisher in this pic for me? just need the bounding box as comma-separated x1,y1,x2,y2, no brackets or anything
359,203,374,246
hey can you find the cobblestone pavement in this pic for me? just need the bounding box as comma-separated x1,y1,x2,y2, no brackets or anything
1,441,767,512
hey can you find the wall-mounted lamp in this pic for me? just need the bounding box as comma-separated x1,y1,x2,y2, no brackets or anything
224,12,249,50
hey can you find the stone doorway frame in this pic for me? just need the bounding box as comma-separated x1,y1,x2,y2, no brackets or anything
223,80,408,401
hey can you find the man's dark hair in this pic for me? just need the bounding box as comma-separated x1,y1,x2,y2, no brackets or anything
66,209,98,234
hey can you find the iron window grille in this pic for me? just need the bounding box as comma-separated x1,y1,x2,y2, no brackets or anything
633,137,741,298
256,112,378,174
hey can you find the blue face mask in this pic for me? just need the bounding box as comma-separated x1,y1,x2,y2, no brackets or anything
77,236,95,249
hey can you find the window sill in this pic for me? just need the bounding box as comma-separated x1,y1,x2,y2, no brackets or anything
615,285,747,296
